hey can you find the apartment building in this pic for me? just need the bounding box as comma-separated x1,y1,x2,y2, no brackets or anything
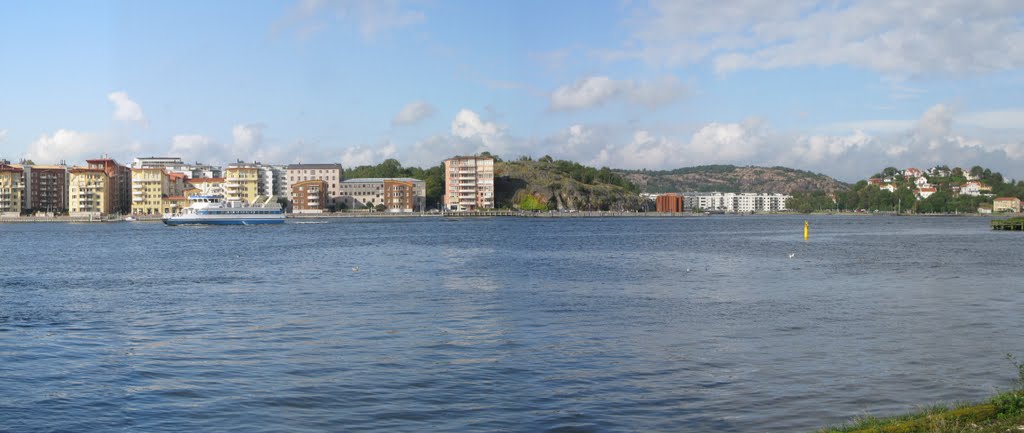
0,163,24,216
285,164,344,208
86,158,131,215
656,193,684,212
68,167,111,217
19,164,68,214
291,179,328,213
339,178,426,212
131,168,171,215
225,162,260,203
684,192,790,213
133,156,222,179
443,156,494,211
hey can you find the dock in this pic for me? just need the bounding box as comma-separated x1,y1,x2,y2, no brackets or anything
991,217,1024,231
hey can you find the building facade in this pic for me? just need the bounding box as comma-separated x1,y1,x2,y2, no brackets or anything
284,164,344,208
444,156,494,211
225,162,260,203
656,193,684,212
68,167,111,217
19,164,68,214
86,158,131,215
684,192,790,213
132,156,222,179
993,197,1022,213
131,168,171,215
0,163,24,216
340,178,426,212
291,179,327,213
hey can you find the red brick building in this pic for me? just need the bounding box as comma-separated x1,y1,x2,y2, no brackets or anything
291,179,328,213
656,193,684,212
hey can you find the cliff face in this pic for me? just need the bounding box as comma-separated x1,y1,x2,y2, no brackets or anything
618,165,850,194
494,160,646,211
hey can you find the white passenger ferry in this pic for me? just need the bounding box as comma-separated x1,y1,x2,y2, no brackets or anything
162,195,285,225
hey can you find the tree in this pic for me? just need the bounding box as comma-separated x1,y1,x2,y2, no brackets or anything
375,204,387,212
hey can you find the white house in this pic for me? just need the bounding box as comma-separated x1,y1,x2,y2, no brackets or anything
880,184,897,193
916,186,937,199
961,181,990,196
904,167,923,179
914,176,930,187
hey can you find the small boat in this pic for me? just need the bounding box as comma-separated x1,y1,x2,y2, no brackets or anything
124,216,136,222
163,195,284,226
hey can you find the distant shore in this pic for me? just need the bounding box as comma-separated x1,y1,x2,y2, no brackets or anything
2,210,1011,224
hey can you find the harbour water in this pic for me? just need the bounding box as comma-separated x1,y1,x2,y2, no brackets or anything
1,215,1022,432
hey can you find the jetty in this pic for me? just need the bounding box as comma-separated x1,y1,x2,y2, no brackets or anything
991,217,1024,231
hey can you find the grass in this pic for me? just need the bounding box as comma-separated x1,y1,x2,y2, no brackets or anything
819,356,1024,432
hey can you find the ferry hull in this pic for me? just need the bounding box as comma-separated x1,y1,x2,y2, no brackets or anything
162,217,285,226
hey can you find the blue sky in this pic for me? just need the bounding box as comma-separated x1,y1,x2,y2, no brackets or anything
2,0,1023,181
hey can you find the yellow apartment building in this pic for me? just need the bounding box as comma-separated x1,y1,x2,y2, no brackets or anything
0,163,24,216
225,164,259,203
69,167,111,216
131,168,171,215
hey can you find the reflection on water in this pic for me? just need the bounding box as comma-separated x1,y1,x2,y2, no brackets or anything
1,215,1021,432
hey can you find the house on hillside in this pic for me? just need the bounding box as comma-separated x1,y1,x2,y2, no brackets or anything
962,181,991,197
868,178,883,186
993,197,1022,213
904,167,923,179
880,184,897,193
914,176,930,188
916,186,937,199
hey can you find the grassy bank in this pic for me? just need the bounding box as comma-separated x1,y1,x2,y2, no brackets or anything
820,359,1024,433
818,390,1024,433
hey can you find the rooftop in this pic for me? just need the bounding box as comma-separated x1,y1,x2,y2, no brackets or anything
286,163,343,169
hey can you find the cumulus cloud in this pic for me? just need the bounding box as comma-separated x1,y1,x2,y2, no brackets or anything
340,142,397,167
392,101,436,126
24,129,141,164
107,91,146,123
276,0,425,40
614,0,1024,77
549,75,685,111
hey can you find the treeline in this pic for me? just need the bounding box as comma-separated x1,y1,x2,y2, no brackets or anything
344,159,445,208
520,155,637,192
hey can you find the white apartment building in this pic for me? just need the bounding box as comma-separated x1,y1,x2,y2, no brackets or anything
285,164,344,208
684,192,790,212
256,164,286,198
340,178,426,212
132,156,222,179
443,156,494,211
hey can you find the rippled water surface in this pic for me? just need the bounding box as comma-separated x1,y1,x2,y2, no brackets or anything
2,215,1023,432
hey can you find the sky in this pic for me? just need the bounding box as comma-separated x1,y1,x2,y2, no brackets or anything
2,0,1024,182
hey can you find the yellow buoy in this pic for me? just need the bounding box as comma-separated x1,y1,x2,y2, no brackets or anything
804,220,809,240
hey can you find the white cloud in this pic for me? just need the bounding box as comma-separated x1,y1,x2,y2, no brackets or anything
169,134,215,161
231,123,264,156
549,75,685,111
277,0,425,40
340,142,397,167
959,110,1024,130
791,131,873,163
616,0,1024,77
107,91,146,123
451,109,504,146
24,129,141,164
392,101,436,126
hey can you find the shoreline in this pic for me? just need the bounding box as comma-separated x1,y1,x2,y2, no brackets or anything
0,211,1007,223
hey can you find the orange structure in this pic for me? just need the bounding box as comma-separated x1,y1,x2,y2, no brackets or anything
656,193,684,212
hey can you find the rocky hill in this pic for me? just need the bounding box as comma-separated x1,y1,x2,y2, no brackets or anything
494,158,646,211
617,165,849,194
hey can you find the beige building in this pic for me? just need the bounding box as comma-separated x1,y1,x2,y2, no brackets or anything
0,163,24,216
131,168,171,215
291,179,328,213
285,164,344,209
993,197,1022,213
86,158,131,215
340,178,425,212
444,156,494,211
225,162,260,203
69,167,111,217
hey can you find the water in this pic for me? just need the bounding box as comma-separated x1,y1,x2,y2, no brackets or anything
1,215,1022,432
